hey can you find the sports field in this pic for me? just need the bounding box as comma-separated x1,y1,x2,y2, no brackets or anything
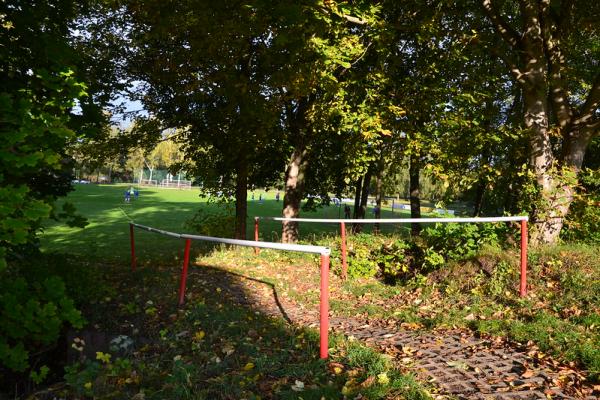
40,184,412,261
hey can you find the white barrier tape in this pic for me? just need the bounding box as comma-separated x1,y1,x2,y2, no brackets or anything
180,233,330,255
258,216,528,224
131,223,330,255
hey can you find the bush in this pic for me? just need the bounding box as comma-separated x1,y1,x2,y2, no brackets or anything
184,200,235,238
345,234,386,279
0,270,84,372
344,222,509,284
371,239,422,283
562,169,600,244
420,222,507,263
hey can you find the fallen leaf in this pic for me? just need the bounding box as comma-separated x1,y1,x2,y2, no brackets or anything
377,372,390,385
446,360,469,371
291,380,304,392
464,313,476,321
522,369,535,378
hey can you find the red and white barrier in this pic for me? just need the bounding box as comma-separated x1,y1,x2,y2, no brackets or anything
254,216,529,296
129,222,332,359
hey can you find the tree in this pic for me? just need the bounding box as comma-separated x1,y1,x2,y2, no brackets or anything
126,0,285,239
0,0,115,374
480,0,600,244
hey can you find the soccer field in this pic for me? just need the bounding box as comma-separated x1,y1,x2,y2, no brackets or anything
40,184,411,261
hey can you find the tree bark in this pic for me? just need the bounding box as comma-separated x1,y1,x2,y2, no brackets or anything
409,154,421,236
351,176,363,233
472,181,486,217
374,159,384,234
359,167,373,218
234,157,248,239
281,146,307,243
355,165,374,233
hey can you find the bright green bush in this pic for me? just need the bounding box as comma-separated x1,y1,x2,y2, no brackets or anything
345,234,385,278
421,222,507,262
345,222,508,283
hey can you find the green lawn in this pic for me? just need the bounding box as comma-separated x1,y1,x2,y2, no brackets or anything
41,184,413,261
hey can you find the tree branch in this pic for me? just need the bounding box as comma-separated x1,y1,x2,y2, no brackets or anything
575,72,600,126
316,5,369,26
481,0,521,48
488,46,526,84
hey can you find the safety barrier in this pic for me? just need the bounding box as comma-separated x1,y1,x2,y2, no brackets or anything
254,216,529,297
129,222,332,358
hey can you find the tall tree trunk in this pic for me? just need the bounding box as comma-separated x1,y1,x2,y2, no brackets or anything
282,146,307,243
374,158,384,234
352,176,363,218
352,166,373,233
234,157,248,239
409,154,421,236
351,176,363,233
472,181,486,217
522,85,566,244
354,166,373,234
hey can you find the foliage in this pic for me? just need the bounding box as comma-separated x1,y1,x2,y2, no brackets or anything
184,199,236,239
0,270,84,372
562,169,600,244
345,234,387,279
371,239,421,283
421,222,507,263
345,222,508,282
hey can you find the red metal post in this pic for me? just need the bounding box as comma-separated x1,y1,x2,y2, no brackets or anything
340,222,348,279
178,239,192,305
520,220,528,297
254,217,260,255
130,223,136,271
320,253,330,359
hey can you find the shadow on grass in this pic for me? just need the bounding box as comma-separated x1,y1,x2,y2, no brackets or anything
56,255,428,400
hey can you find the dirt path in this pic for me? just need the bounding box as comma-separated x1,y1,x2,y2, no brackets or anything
192,266,597,399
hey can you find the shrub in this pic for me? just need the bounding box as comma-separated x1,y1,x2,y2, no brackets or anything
184,200,235,238
371,239,422,283
421,221,507,262
562,169,600,244
345,234,386,279
0,270,84,372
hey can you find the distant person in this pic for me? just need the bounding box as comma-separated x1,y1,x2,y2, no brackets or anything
124,190,130,203
259,193,263,203
344,204,351,219
275,191,280,202
251,192,255,201
373,205,380,217
134,189,139,200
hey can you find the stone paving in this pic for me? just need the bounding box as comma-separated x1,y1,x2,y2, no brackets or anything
193,267,597,399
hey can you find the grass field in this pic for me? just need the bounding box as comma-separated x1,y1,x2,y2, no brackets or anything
35,184,436,399
34,184,599,398
40,183,415,261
